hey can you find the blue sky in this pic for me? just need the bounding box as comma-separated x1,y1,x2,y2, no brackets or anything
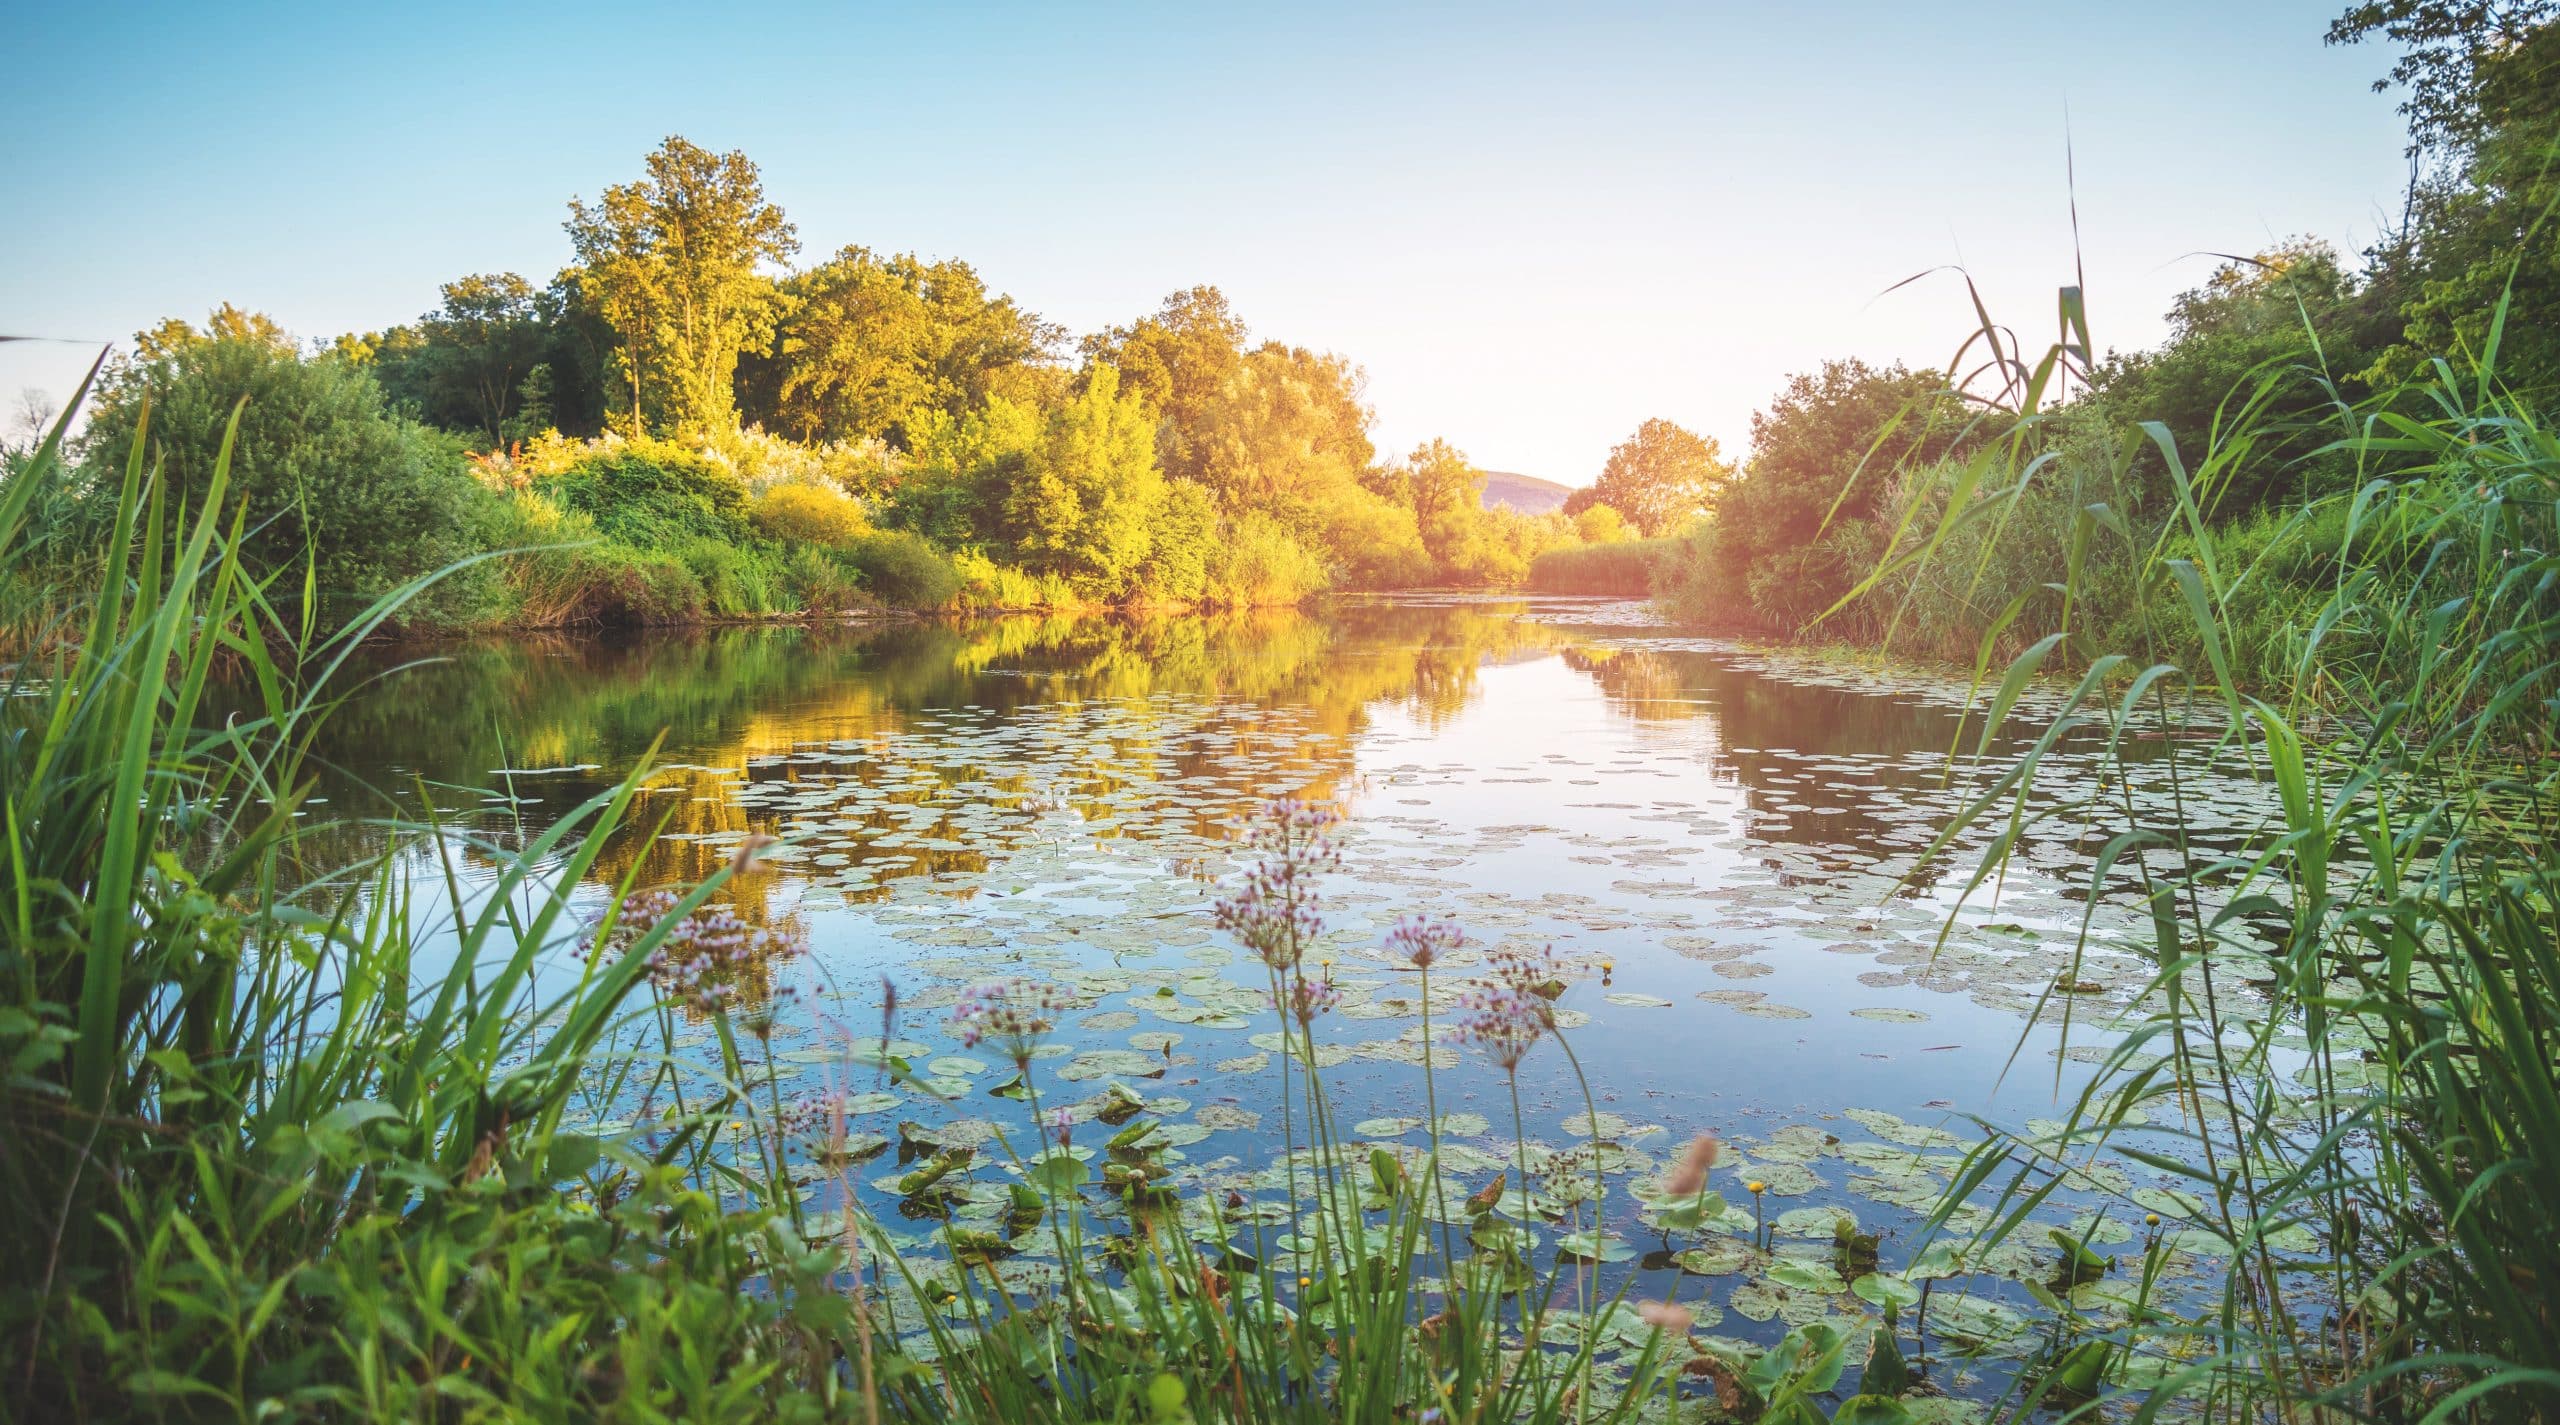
2,1,2413,480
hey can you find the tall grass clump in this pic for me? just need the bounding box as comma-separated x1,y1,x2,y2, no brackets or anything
1527,536,1680,596
0,378,876,1418
1847,274,2560,1424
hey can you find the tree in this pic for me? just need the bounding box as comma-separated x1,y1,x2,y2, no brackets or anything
1683,360,1977,630
2327,0,2559,152
745,246,1060,445
1084,286,1249,479
130,303,296,364
889,396,1045,549
1564,418,1734,534
1376,439,1536,585
359,274,549,445
1574,503,1632,544
567,137,798,435
1177,343,1422,584
1006,364,1166,594
81,309,495,628
2329,3,2560,400
1188,346,1375,515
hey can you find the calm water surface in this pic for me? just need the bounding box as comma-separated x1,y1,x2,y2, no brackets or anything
313,594,2273,1364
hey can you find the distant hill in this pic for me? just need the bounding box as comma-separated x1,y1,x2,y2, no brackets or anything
1479,470,1575,515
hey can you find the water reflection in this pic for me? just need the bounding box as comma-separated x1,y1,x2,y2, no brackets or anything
298,596,2161,1042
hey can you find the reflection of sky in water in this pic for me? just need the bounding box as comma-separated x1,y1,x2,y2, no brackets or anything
317,596,2295,1360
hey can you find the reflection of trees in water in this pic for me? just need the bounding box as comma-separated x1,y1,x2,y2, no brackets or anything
1323,598,1576,731
294,599,2147,1006
1559,643,1965,896
285,600,1575,977
1555,641,2195,907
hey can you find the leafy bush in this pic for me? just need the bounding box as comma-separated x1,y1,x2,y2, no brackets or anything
849,529,961,609
948,548,1078,609
752,481,868,546
77,322,501,627
1654,359,1978,633
1136,485,1328,606
1207,511,1330,606
1574,502,1633,544
536,438,752,548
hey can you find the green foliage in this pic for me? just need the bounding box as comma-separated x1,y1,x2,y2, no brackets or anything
946,548,1079,610
567,135,799,434
2330,3,2560,397
672,534,789,617
849,529,963,609
2088,239,2397,513
782,542,872,613
1003,363,1166,595
77,314,501,630
1083,285,1252,462
486,498,707,626
745,246,1061,444
1209,512,1332,606
1658,359,1977,633
888,393,1044,548
752,481,869,547
1565,417,1735,534
0,409,854,1416
364,272,551,444
1359,439,1578,587
1854,250,2560,1423
274,152,1660,616
1574,502,1633,544
1528,536,1678,595
536,438,754,548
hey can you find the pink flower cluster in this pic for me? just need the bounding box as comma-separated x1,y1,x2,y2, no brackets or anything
1450,983,1547,1071
949,978,1073,1065
1275,974,1344,1025
587,887,808,1015
1212,798,1343,971
1450,944,1573,1073
1385,914,1464,969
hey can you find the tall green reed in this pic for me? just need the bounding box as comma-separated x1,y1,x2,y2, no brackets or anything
0,378,874,1419
1843,270,2559,1425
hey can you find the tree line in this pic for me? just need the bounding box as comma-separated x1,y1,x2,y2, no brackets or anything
6,131,1747,634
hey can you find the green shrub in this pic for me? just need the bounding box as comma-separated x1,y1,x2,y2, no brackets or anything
672,536,789,617
849,529,961,609
483,493,703,626
784,544,873,614
949,548,1077,610
752,481,869,546
1206,512,1330,606
537,439,752,548
77,322,500,628
1527,536,1676,595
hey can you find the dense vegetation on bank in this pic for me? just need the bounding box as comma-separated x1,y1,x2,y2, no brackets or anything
0,155,1682,641
1632,6,2560,680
